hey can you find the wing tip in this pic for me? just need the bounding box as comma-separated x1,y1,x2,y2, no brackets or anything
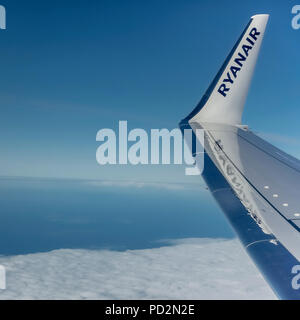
251,13,269,19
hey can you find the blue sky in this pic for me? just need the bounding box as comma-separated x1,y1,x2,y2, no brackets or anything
0,0,299,182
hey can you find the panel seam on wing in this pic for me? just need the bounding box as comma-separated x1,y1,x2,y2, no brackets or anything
245,238,277,249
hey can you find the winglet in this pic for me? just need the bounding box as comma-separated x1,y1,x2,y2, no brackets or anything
183,14,269,126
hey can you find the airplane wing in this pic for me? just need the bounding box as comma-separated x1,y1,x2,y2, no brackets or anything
179,14,300,300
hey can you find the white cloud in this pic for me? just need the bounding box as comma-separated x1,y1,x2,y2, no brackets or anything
0,238,276,300
85,180,203,191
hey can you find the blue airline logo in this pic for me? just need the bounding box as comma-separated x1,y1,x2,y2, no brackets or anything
217,27,260,97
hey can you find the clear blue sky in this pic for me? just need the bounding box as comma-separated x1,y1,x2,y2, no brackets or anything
0,0,299,181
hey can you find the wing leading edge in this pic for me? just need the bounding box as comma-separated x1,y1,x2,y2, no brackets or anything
180,15,300,299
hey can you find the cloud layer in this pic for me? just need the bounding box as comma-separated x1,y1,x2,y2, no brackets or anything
85,179,204,191
0,238,276,300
